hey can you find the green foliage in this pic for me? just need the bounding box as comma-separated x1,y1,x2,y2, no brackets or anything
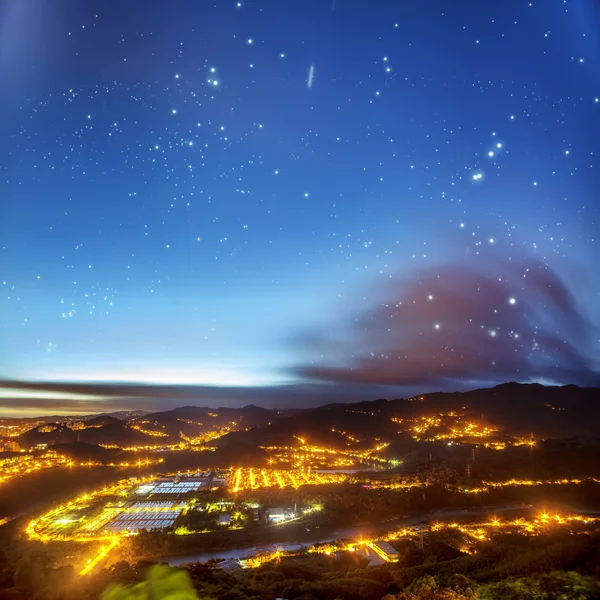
100,565,211,600
478,571,600,600
395,574,478,599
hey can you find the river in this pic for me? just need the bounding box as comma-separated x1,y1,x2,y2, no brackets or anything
164,503,530,566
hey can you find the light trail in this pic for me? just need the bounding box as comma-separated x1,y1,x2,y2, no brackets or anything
80,537,120,575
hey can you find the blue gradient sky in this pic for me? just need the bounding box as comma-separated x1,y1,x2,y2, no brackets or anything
1,0,599,415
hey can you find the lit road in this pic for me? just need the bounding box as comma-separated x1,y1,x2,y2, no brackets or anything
163,502,540,566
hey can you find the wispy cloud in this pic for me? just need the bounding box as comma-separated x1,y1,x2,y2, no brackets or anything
295,256,600,389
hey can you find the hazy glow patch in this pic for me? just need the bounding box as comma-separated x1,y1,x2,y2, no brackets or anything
0,406,97,418
0,388,105,401
528,377,566,387
40,367,284,387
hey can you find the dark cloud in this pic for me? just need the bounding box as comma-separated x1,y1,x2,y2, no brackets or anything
295,257,600,389
0,380,403,416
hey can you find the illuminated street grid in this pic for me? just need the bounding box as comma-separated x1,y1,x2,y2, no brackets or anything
26,469,343,543
0,420,45,438
229,467,348,492
261,441,391,470
361,476,600,495
243,511,600,568
129,424,169,437
27,473,224,542
144,481,202,494
101,425,241,453
390,413,537,449
461,477,600,494
0,451,162,486
0,452,82,485
80,538,120,576
27,478,162,543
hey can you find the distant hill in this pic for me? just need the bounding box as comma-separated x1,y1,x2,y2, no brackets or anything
98,410,150,420
416,382,600,437
18,421,174,448
214,382,600,452
13,383,600,456
137,404,292,438
16,404,293,450
0,410,148,426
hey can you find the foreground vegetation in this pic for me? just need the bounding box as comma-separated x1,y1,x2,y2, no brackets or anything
1,519,599,599
98,564,600,600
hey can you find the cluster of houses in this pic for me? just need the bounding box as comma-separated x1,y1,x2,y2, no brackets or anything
217,505,307,527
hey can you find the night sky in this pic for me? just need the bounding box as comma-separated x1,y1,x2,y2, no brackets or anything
1,0,599,416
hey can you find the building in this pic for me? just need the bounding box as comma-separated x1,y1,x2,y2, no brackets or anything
266,508,288,523
216,559,242,572
355,545,386,566
370,540,400,562
39,425,57,433
217,513,231,526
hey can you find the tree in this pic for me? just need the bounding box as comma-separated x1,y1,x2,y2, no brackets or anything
395,575,479,600
13,556,44,595
101,565,215,600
